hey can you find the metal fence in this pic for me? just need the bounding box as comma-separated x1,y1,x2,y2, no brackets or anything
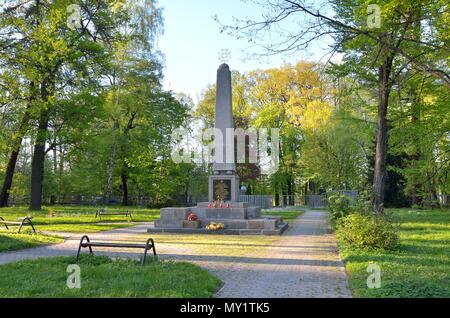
240,195,306,208
305,190,358,208
305,195,328,208
239,195,273,209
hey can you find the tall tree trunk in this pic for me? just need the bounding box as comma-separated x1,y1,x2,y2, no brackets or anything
29,109,50,210
372,53,394,214
120,173,128,206
287,174,294,205
427,172,440,209
58,143,64,203
105,142,116,205
0,150,24,207
105,121,119,205
411,181,420,206
52,137,57,172
29,77,52,211
409,83,423,206
0,83,35,207
410,143,421,206
117,114,136,207
0,150,20,207
0,117,30,207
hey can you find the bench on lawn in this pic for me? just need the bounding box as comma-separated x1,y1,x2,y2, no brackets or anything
95,208,132,220
76,235,157,265
0,216,36,233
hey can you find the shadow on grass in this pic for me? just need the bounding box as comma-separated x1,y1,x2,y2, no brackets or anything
76,248,344,267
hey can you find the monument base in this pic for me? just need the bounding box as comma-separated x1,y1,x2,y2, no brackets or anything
148,202,288,236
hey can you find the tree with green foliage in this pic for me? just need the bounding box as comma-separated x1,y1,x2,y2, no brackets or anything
0,0,126,209
218,0,449,212
0,0,190,209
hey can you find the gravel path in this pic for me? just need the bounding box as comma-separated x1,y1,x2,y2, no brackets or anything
0,210,352,298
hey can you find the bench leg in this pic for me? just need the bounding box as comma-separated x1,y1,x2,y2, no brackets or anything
29,221,37,234
142,239,157,265
76,235,92,262
150,239,157,257
0,217,9,230
18,220,25,233
20,218,36,234
142,241,149,265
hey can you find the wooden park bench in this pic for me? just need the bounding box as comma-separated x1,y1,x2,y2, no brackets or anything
0,216,36,233
95,208,132,221
76,235,157,265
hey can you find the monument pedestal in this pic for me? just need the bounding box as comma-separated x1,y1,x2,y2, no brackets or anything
149,203,288,235
209,175,240,202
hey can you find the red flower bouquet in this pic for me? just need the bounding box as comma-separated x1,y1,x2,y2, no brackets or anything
187,213,198,221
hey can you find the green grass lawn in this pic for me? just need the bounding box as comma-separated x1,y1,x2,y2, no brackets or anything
0,230,63,252
338,208,450,298
0,255,221,297
0,205,160,233
262,209,305,224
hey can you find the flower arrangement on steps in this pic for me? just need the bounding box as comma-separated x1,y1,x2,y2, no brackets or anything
187,213,198,221
206,222,225,231
182,213,201,229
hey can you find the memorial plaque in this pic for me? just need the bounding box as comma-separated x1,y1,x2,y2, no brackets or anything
213,179,232,201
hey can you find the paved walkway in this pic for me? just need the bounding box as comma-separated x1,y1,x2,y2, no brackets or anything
0,223,154,265
0,210,352,298
213,211,352,298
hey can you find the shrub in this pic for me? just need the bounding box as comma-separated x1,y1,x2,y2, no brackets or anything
328,193,352,220
336,214,398,250
349,190,373,216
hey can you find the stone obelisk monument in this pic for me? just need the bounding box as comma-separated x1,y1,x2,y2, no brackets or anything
149,63,288,235
209,64,240,202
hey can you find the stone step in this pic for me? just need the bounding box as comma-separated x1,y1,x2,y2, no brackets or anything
156,217,281,230
148,222,289,236
190,206,261,219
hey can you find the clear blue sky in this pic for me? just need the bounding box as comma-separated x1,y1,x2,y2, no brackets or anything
157,0,334,101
